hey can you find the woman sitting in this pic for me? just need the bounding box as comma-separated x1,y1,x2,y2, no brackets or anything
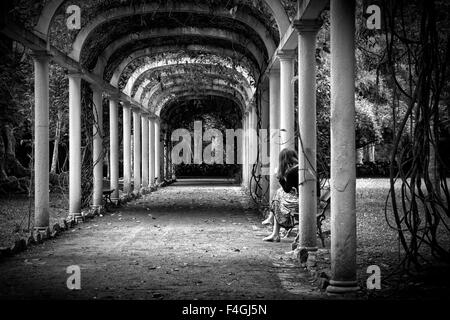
262,148,299,242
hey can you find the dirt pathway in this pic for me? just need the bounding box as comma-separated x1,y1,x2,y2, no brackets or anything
0,179,325,300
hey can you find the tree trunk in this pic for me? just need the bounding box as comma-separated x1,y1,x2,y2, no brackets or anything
3,124,29,178
50,108,62,174
0,133,8,182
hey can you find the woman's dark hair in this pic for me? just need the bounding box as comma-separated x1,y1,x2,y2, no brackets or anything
277,148,298,179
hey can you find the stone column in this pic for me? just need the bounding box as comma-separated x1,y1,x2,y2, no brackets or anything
260,82,270,203
154,118,161,184
278,50,296,151
133,109,141,194
295,19,323,251
92,85,103,209
123,103,132,194
243,113,248,187
109,99,119,203
32,51,51,230
269,68,281,201
248,106,257,188
141,115,149,190
327,0,358,294
149,117,155,186
68,72,82,220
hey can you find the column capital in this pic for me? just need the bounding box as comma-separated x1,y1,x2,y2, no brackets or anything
277,49,296,61
90,83,103,93
269,67,280,76
30,50,52,61
67,70,83,78
294,19,323,33
131,105,142,113
109,92,120,101
122,100,132,108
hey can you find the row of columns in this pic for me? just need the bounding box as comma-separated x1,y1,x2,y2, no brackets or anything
32,59,163,226
248,0,357,293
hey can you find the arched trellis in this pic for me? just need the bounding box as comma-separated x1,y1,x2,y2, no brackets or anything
159,94,245,122
124,58,254,96
21,0,360,296
92,27,266,77
35,0,290,42
150,86,249,117
144,79,251,111
135,73,252,106
130,64,254,104
108,45,260,87
70,4,276,61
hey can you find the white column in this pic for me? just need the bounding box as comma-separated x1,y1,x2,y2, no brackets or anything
133,109,141,194
141,115,149,189
109,99,119,203
154,118,161,184
92,85,103,209
248,106,257,188
68,72,82,219
327,0,358,294
243,113,248,187
123,103,132,194
295,19,323,251
149,117,155,186
269,68,281,201
260,82,270,203
278,50,296,151
32,52,50,230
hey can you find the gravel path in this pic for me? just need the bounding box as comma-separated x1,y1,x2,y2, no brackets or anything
0,179,326,300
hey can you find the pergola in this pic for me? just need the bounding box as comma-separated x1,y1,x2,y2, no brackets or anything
1,0,358,293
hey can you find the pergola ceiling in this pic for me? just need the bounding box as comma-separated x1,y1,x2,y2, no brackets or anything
33,0,292,117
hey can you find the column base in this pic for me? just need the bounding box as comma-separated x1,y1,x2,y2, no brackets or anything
297,246,318,252
90,205,104,216
326,280,359,294
68,213,83,223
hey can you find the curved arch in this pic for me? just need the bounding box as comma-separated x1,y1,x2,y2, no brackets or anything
159,94,244,120
93,27,265,77
133,65,254,103
130,63,254,100
123,58,253,96
147,85,248,115
70,4,275,62
141,77,251,110
109,45,260,87
263,0,291,35
36,0,289,40
155,90,248,118
147,83,249,111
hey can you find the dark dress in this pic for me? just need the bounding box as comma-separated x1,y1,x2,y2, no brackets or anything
271,165,299,229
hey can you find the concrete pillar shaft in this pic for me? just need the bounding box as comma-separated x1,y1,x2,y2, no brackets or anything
278,50,296,151
68,73,82,217
269,68,281,201
149,118,155,186
327,0,358,293
141,116,149,187
109,99,119,201
123,105,132,194
92,87,103,208
133,110,141,193
154,119,161,184
32,52,50,229
260,84,270,203
296,20,322,251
